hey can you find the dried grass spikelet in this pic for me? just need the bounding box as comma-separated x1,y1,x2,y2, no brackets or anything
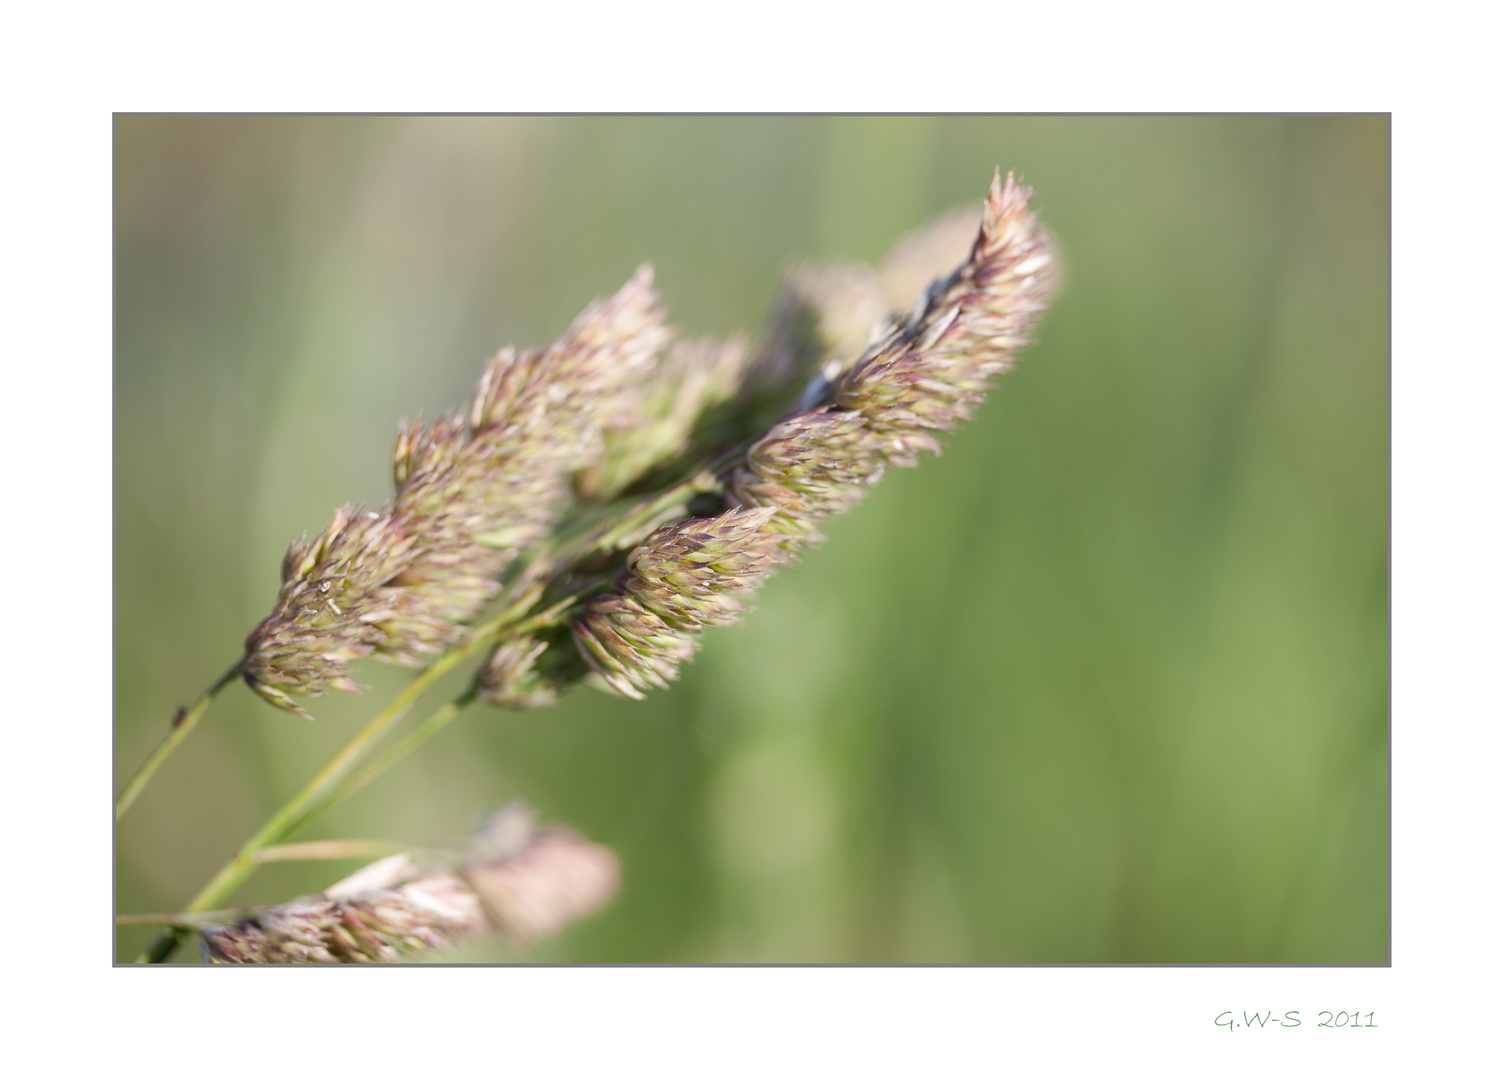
478,334,754,709
572,595,700,700
464,818,620,946
836,170,1057,467
744,204,985,421
729,407,888,543
200,810,621,963
619,505,789,630
572,172,1057,700
731,170,1054,542
475,630,569,710
199,855,487,964
733,170,1055,522
241,268,671,717
572,507,788,698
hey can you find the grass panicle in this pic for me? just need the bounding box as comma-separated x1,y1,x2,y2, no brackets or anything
124,171,1056,963
199,809,619,963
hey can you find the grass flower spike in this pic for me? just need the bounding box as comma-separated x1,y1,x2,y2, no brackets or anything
241,268,670,716
464,819,621,946
837,171,1057,466
198,855,486,963
572,507,788,698
199,811,620,963
571,171,1057,699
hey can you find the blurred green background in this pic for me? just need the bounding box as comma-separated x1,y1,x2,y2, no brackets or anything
114,116,1388,963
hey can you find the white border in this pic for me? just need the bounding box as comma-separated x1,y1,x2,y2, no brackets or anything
5,2,1496,1073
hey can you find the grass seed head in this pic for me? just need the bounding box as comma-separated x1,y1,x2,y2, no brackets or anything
199,855,487,963
463,827,621,946
245,173,1055,716
837,170,1057,467
476,633,558,710
572,594,701,700
242,268,671,715
201,815,621,962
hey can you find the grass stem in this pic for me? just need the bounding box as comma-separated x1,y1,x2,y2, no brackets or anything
116,661,242,821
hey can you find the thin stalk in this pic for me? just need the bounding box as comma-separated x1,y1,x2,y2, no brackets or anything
116,661,242,821
591,468,722,551
118,905,267,927
251,839,408,864
136,590,541,964
292,693,473,836
122,840,458,930
283,597,572,839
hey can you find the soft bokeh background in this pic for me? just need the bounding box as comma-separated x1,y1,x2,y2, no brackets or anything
114,116,1387,964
